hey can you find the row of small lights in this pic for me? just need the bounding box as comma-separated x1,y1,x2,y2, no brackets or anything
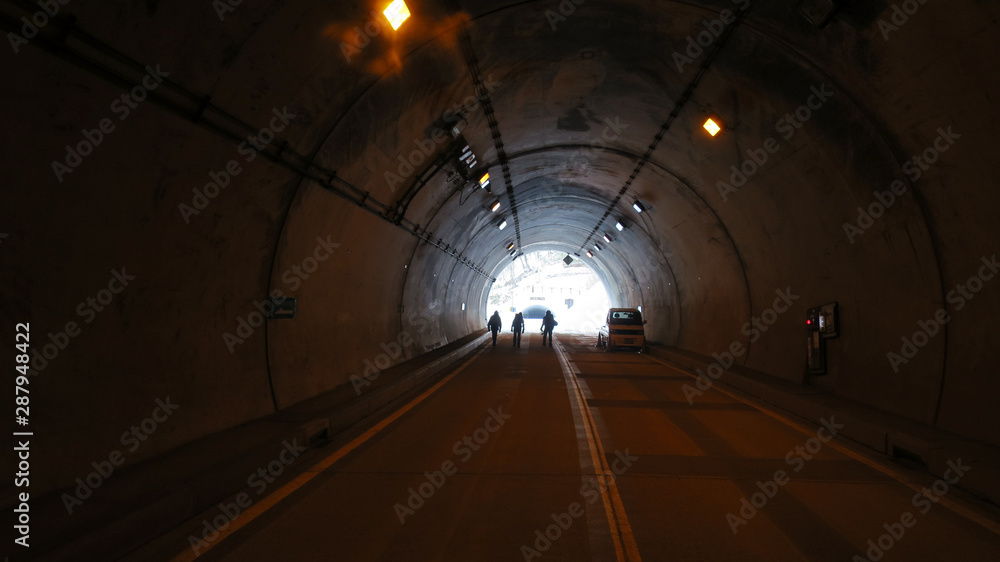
575,118,724,258
431,1,722,259
376,4,729,300
488,119,721,258
382,5,514,258
493,119,720,258
585,215,636,258
380,2,724,270
491,182,649,259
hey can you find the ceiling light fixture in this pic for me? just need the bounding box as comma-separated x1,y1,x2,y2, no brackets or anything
459,145,476,168
615,221,625,232
603,234,613,243
490,200,501,212
632,201,646,213
703,117,722,137
383,0,411,30
498,219,508,230
586,250,594,258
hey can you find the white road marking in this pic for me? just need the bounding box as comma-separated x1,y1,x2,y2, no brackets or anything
169,345,490,561
640,352,1000,537
554,338,642,562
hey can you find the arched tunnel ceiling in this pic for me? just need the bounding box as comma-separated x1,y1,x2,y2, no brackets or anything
314,0,899,357
3,0,999,496
316,0,902,305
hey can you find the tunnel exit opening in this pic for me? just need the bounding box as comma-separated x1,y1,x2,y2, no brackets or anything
485,250,611,335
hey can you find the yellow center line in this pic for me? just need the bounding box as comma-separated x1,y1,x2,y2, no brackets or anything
554,338,642,562
169,344,490,561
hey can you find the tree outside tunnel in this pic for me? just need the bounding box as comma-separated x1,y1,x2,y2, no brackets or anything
485,250,610,336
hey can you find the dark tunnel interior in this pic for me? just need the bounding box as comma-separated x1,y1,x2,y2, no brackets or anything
1,0,999,558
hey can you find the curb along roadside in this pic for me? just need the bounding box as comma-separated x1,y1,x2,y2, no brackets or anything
34,333,492,561
645,344,1000,508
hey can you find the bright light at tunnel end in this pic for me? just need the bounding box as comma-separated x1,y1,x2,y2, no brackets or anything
383,0,411,30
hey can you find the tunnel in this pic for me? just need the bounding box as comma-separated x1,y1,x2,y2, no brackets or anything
2,0,1000,559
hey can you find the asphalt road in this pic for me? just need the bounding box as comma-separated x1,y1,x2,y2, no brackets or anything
186,333,1000,561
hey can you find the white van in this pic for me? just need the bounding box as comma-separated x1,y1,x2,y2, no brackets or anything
597,308,646,352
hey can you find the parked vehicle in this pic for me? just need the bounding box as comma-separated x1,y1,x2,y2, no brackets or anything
597,308,646,352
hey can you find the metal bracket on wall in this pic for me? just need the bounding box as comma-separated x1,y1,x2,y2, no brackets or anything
267,298,296,319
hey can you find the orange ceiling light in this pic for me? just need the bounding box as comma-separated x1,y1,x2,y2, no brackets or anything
383,0,411,30
703,117,722,137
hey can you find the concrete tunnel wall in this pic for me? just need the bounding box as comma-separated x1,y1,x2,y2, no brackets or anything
1,0,998,498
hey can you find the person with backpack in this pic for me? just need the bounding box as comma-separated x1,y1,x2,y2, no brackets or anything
487,311,502,347
540,310,557,347
511,312,525,348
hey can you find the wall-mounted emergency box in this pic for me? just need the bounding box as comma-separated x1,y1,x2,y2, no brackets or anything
818,302,839,338
806,302,839,376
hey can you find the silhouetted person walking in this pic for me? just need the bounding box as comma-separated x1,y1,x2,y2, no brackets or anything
541,310,557,347
488,311,502,347
511,312,525,348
